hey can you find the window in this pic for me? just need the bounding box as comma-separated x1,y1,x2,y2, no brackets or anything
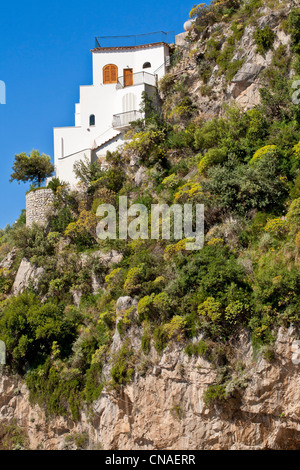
103,64,118,84
89,114,95,126
143,62,151,69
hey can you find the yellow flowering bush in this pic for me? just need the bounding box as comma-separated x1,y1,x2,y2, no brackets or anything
138,292,172,322
286,198,300,231
189,3,206,18
105,268,122,287
198,297,222,321
174,182,202,203
124,264,145,294
162,173,180,189
64,210,97,238
162,316,186,341
164,238,194,259
264,217,287,237
198,148,226,175
207,237,224,246
249,145,277,165
124,129,166,160
153,275,166,286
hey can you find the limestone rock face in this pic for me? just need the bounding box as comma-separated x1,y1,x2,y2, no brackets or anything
70,250,124,305
0,326,300,450
0,249,17,275
231,63,264,98
169,4,296,115
134,167,147,187
12,258,44,295
81,249,123,268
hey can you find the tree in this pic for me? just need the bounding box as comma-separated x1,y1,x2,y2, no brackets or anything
73,155,102,187
10,149,54,187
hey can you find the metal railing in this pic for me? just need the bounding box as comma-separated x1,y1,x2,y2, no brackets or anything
95,31,175,49
112,110,143,129
117,71,156,89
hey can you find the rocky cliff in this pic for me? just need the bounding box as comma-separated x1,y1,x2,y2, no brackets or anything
0,301,299,450
1,0,300,451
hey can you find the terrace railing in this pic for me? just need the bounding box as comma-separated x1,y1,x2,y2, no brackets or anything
112,110,143,129
95,31,175,49
116,71,156,89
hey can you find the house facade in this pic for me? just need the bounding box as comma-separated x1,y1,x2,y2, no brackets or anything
53,33,172,186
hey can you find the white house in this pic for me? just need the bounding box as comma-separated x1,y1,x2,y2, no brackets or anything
53,32,172,187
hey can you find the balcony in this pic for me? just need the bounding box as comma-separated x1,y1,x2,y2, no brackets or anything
112,110,143,130
116,71,156,89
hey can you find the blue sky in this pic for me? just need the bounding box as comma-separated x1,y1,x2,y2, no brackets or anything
0,0,197,229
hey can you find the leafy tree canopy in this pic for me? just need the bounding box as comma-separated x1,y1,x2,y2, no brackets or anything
10,149,54,187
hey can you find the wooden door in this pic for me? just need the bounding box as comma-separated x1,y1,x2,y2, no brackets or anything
124,69,133,87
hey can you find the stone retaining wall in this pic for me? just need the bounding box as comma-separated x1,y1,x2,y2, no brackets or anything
26,188,55,227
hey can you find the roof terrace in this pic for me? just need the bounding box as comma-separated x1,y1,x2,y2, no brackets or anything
93,31,175,50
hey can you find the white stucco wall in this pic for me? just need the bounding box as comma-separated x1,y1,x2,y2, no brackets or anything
92,43,169,85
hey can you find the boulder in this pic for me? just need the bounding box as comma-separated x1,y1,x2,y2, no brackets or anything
0,249,17,275
12,258,44,295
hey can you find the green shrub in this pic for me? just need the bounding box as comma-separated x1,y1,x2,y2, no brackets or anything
271,44,290,74
206,38,223,61
254,26,275,56
246,107,268,143
184,340,210,357
198,59,213,84
141,332,151,354
290,173,300,199
161,173,180,189
166,127,196,150
9,223,54,264
138,292,172,323
26,359,83,421
288,8,300,54
226,58,245,81
253,254,300,327
0,421,28,450
203,384,227,405
49,207,75,233
0,292,80,370
198,148,227,174
110,342,135,388
216,43,235,74
124,129,166,165
84,362,104,403
159,74,175,94
153,325,168,352
203,157,288,216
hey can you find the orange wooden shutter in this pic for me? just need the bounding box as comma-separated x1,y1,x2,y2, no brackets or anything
111,66,117,82
103,64,118,84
